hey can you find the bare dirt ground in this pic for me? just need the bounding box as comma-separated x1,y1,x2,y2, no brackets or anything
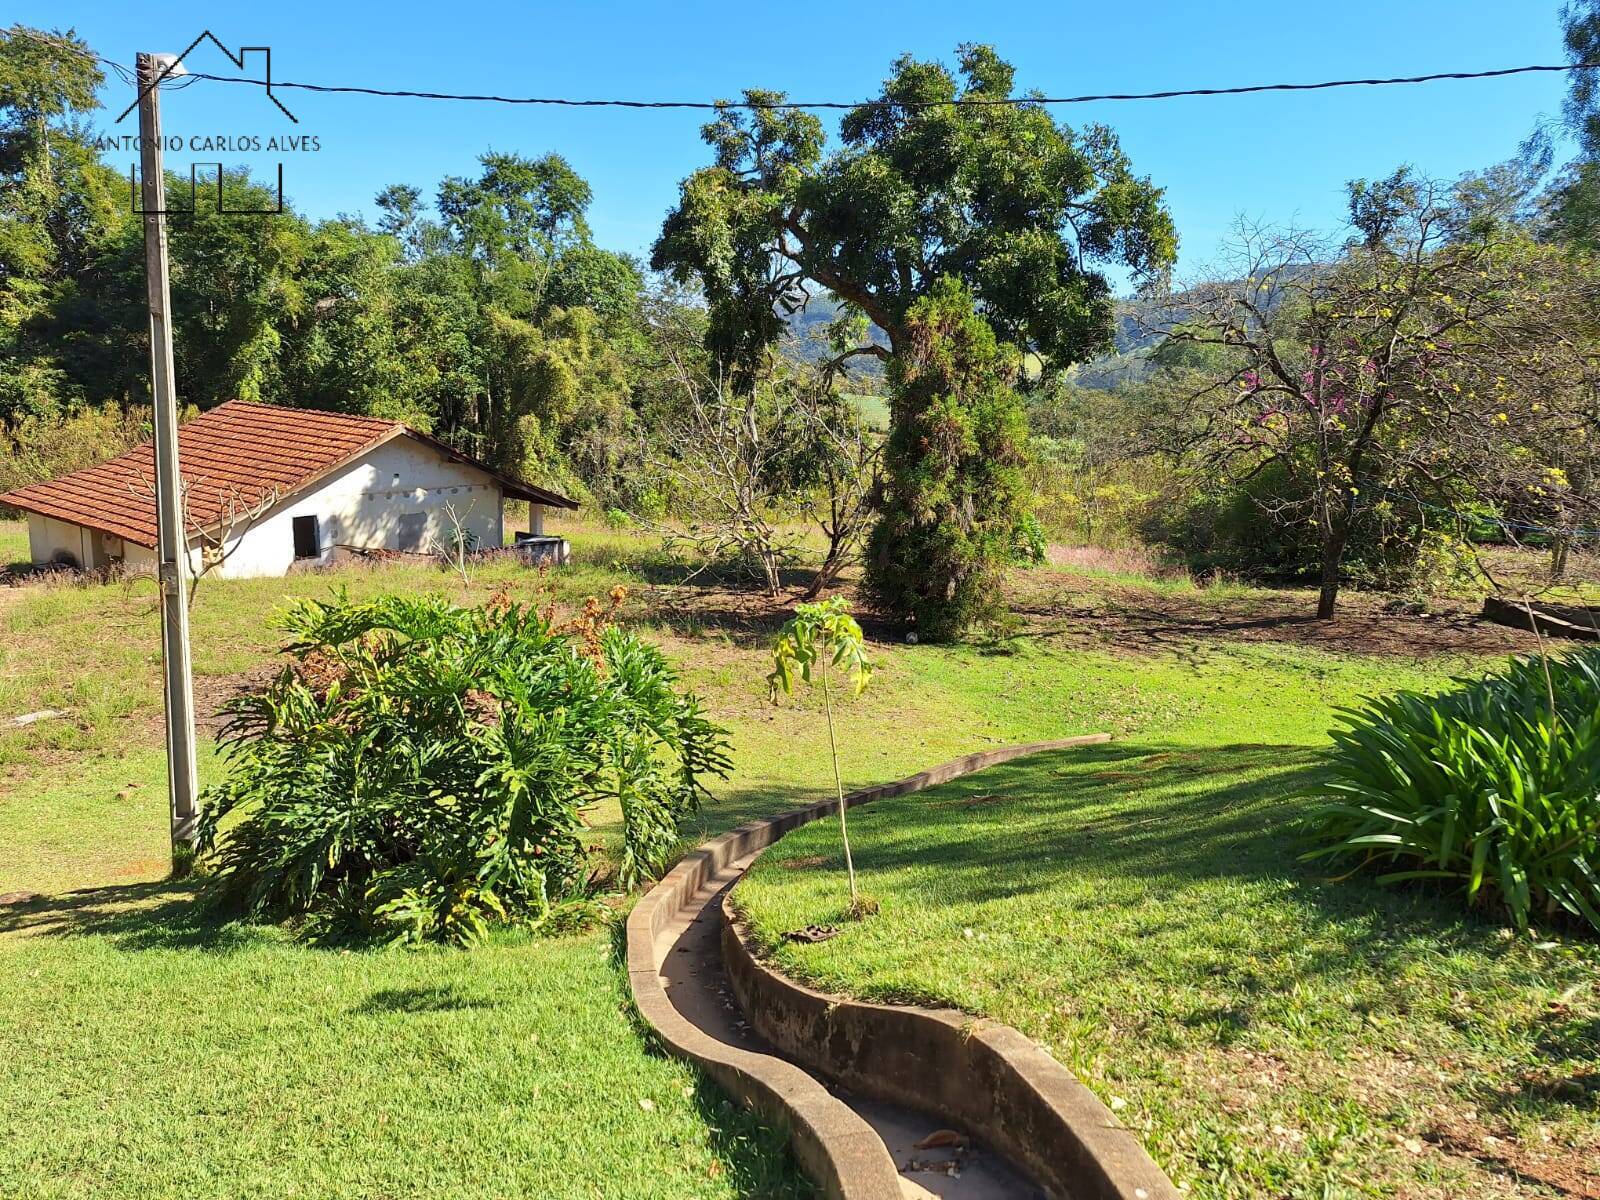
190,660,282,736
622,553,1544,661
1009,566,1542,661
618,534,1558,661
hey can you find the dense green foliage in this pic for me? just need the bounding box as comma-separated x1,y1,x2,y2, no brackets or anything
0,27,659,510
1141,459,1475,593
864,278,1032,638
654,44,1174,634
197,591,730,945
1306,648,1600,934
653,43,1175,381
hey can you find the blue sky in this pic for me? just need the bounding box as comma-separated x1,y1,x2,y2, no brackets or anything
22,1,1578,287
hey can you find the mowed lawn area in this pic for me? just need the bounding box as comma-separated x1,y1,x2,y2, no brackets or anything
736,719,1600,1195
2,515,1593,1199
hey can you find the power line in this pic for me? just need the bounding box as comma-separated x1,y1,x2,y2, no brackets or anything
180,62,1599,112
3,26,1597,114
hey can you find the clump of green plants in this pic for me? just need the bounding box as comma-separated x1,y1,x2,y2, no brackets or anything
1011,510,1048,566
864,277,1034,642
197,587,729,945
1304,647,1600,934
768,597,876,917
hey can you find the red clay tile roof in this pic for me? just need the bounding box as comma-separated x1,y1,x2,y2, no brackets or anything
0,401,576,548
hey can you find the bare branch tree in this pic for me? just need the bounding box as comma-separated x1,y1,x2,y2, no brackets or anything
430,499,479,585
793,386,882,599
1154,175,1549,617
644,360,800,597
130,472,279,608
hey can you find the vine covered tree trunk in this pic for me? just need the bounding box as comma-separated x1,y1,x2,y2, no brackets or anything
863,278,1032,640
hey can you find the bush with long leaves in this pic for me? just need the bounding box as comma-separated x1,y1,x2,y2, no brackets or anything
196,589,730,945
1304,647,1600,935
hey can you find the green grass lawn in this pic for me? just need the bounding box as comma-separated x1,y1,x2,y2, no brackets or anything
735,708,1600,1198
843,391,889,432
2,522,1589,1199
0,517,28,568
1,900,806,1200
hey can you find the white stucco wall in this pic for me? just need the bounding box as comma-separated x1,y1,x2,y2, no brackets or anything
26,434,533,580
28,513,103,569
205,437,508,579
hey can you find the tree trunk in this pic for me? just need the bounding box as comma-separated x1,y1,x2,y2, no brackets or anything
1552,466,1590,582
1316,528,1349,620
1552,534,1571,582
760,549,781,598
802,539,846,601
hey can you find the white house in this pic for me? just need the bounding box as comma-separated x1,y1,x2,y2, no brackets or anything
0,401,578,578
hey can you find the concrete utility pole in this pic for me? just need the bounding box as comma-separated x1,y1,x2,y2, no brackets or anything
136,53,201,865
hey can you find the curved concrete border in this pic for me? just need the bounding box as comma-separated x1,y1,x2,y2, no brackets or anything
625,806,905,1199
723,900,1179,1200
628,736,1177,1200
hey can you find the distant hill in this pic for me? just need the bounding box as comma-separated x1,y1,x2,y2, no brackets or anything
781,296,888,387
780,286,1243,393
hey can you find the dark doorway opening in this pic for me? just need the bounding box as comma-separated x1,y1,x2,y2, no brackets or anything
397,512,427,553
292,515,321,559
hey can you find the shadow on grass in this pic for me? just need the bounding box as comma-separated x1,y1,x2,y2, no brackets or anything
0,879,270,951
351,985,496,1015
568,540,903,649
1004,575,1533,660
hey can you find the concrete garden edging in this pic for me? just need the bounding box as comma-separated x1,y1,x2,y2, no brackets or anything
628,735,1181,1200
722,899,1179,1200
625,800,905,1200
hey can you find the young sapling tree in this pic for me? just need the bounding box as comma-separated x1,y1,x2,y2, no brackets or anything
767,597,874,914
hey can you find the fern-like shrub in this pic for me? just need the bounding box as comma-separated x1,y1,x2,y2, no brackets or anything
197,590,729,945
1304,648,1600,935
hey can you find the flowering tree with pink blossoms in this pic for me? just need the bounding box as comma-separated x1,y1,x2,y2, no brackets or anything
1161,171,1545,618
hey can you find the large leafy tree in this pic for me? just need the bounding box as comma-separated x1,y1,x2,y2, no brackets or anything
654,45,1174,636
425,152,649,486
0,24,106,295
1542,2,1600,247
167,169,311,408
652,44,1176,383
0,24,126,421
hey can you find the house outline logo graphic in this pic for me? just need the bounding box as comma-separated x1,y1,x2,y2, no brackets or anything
115,31,298,125
120,31,299,217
